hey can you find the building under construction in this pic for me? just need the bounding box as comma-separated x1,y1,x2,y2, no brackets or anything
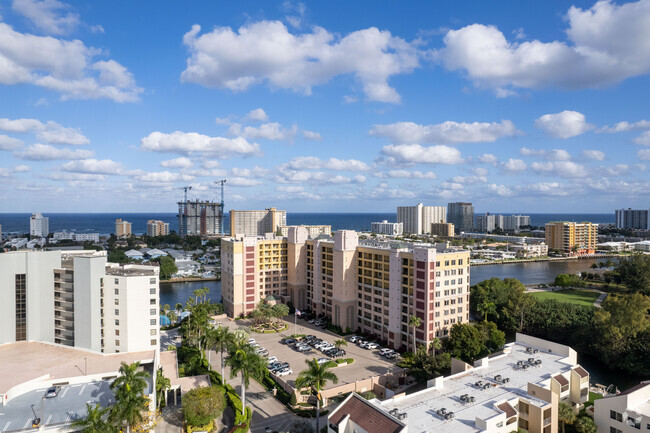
177,200,224,237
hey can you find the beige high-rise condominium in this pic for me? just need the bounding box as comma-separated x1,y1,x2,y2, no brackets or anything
115,218,132,238
230,207,287,236
545,221,598,255
397,203,446,234
221,227,470,351
147,220,170,237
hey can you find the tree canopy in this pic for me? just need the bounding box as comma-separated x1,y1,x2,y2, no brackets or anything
182,386,226,427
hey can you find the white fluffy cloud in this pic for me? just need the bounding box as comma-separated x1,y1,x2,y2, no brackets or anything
487,184,513,197
501,158,527,173
638,149,650,161
302,130,322,141
0,118,89,145
598,119,650,133
437,0,650,94
133,171,194,183
141,131,261,157
227,177,263,187
0,135,23,150
385,170,437,179
283,156,370,171
534,111,593,139
160,157,193,169
62,158,122,174
181,21,420,103
370,119,517,144
380,144,463,165
15,143,93,160
0,22,141,102
229,122,298,142
478,153,498,165
274,170,364,184
634,131,650,146
12,0,79,35
244,108,269,122
0,118,44,132
582,150,606,160
531,160,587,178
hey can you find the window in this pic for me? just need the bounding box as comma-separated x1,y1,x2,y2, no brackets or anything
610,428,622,433
150,319,156,325
150,278,156,284
150,309,156,315
115,339,120,346
114,278,119,284
114,299,119,305
114,288,119,295
15,274,26,341
150,329,157,335
115,330,119,336
151,339,157,346
496,422,503,428
610,411,622,422
150,288,156,295
115,319,119,326
150,299,156,305
115,309,119,316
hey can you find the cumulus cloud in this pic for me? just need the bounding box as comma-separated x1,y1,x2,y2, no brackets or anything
488,184,514,197
370,182,416,199
501,158,527,173
437,0,650,94
597,119,650,133
46,172,107,181
180,21,420,103
13,164,30,172
244,108,269,122
302,130,322,141
0,22,142,102
160,157,193,169
274,170,363,184
133,171,195,183
15,143,93,160
369,119,517,144
384,170,437,179
582,149,605,160
380,144,463,165
478,153,498,165
141,131,261,157
227,177,264,187
229,122,298,142
12,0,79,35
62,158,122,174
0,135,23,150
0,117,89,145
0,118,44,132
534,111,593,138
283,156,370,171
634,131,650,146
531,160,587,178
638,149,650,161
202,160,220,169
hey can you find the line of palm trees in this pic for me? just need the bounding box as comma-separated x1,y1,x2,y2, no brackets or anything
72,362,152,433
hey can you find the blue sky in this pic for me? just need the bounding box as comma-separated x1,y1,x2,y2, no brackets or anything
1,0,649,213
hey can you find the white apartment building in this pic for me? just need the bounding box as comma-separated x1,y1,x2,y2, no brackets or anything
29,212,49,238
510,243,549,258
371,220,403,235
278,225,331,238
615,208,650,230
329,334,590,433
397,203,446,235
476,214,502,233
53,231,100,243
147,220,170,237
594,381,650,433
230,207,287,236
503,215,531,231
0,250,159,354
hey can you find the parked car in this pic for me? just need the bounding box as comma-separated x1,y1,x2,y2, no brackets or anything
317,358,331,364
349,336,362,343
385,352,399,359
45,386,61,398
379,348,394,356
358,341,369,349
268,362,282,371
257,349,269,357
276,368,293,377
270,362,289,372
295,344,310,352
248,338,256,345
366,342,379,349
267,356,278,364
308,319,316,324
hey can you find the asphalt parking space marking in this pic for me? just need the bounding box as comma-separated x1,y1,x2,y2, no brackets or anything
22,418,30,430
78,384,87,396
44,415,52,427
61,387,70,398
3,421,11,432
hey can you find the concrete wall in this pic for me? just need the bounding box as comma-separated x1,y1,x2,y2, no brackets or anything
73,256,106,352
516,333,577,364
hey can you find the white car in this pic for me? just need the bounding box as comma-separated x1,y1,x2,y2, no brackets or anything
379,348,394,356
276,368,292,377
248,338,256,345
366,342,379,349
320,345,335,352
314,342,330,350
255,346,266,353
317,358,331,364
267,356,278,364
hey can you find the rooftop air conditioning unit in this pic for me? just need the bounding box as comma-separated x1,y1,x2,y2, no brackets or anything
502,378,510,383
495,375,502,381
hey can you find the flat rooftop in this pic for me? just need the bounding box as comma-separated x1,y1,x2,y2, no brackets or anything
0,342,154,395
379,342,578,433
105,267,156,276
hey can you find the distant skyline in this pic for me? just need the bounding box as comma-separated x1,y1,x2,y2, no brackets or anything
1,0,649,213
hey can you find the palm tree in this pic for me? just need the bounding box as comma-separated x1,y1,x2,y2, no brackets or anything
155,368,171,408
226,345,266,416
71,403,115,433
272,303,290,324
109,362,150,433
175,303,183,316
558,402,577,433
295,358,339,433
161,304,170,316
574,416,597,433
334,339,347,350
213,326,234,382
477,301,497,322
429,337,441,356
408,315,421,354
167,311,177,325
203,328,220,364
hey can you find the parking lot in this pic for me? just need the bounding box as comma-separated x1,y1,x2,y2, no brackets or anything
215,316,403,391
0,382,115,433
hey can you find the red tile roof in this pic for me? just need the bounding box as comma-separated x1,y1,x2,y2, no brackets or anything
573,366,589,378
329,393,405,433
553,374,569,387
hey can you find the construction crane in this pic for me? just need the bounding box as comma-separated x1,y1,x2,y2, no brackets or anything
182,186,192,202
215,180,226,235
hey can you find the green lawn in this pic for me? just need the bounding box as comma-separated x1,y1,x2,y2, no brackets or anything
529,289,601,307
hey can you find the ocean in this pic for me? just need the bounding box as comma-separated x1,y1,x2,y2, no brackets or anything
0,212,615,235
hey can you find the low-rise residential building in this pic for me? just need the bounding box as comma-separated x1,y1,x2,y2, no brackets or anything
53,231,100,243
222,228,470,351
594,381,650,433
329,334,590,433
633,240,650,252
278,224,332,237
510,243,549,258
473,249,518,261
431,222,455,237
545,222,598,255
0,250,159,354
125,249,145,260
371,220,403,235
